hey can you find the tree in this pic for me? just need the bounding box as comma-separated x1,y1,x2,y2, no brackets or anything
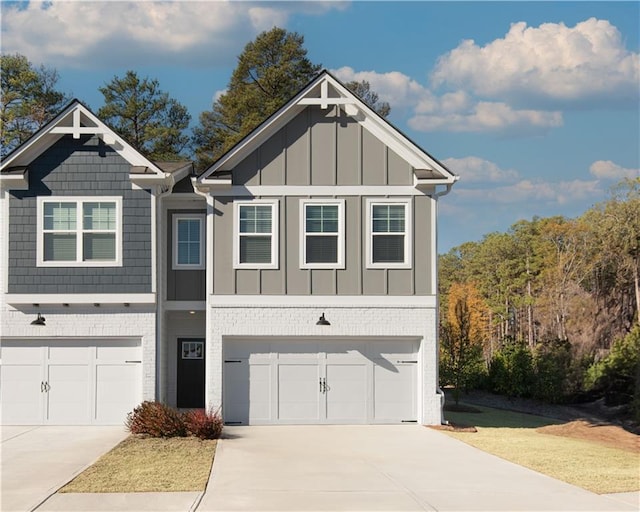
1,53,68,156
98,71,191,160
345,80,391,118
440,282,487,404
193,27,321,169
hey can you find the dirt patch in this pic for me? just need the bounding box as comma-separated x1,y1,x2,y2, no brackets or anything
537,420,639,453
430,423,478,433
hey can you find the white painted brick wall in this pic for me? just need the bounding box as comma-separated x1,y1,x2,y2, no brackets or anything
0,305,156,401
207,304,443,425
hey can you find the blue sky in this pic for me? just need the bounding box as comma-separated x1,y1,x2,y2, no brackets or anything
2,1,639,252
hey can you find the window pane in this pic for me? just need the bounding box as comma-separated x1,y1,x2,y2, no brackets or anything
83,202,115,230
44,233,76,261
240,206,271,234
240,236,271,264
83,233,116,260
306,236,338,263
373,235,404,263
178,219,200,243
373,205,405,233
306,205,338,233
44,202,76,230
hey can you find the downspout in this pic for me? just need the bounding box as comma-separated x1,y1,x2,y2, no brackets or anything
431,182,456,425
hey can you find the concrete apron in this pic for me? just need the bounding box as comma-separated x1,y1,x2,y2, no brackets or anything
198,425,638,512
1,425,128,512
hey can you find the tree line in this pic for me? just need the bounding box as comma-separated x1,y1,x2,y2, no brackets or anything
440,178,640,421
1,28,390,167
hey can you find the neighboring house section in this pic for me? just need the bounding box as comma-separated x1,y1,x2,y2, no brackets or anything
0,100,191,425
1,72,457,427
193,71,457,425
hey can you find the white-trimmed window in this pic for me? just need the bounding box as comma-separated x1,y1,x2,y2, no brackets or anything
300,199,345,269
173,214,205,269
366,198,411,268
37,196,122,267
233,200,278,269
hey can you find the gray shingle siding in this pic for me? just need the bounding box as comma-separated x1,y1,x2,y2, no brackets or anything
8,135,153,294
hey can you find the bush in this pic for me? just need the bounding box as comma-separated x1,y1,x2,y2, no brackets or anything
126,401,187,437
488,340,535,398
532,339,572,403
183,408,224,439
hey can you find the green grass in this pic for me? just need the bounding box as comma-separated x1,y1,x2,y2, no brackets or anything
443,405,640,494
60,436,217,493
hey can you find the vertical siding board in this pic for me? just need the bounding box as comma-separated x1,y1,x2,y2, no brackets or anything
235,270,259,295
285,110,310,185
337,196,360,295
212,198,234,294
387,148,414,185
310,269,335,295
361,129,385,185
284,196,308,294
260,128,285,185
387,270,413,295
233,151,260,185
310,106,336,185
336,112,360,185
413,195,432,295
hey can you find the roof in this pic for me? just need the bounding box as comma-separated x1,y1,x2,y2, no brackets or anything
198,70,458,185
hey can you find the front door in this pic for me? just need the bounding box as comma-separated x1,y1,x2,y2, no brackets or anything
177,338,205,408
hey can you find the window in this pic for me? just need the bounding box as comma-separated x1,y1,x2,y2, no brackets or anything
300,200,344,269
367,199,411,268
37,197,122,266
173,214,205,269
234,200,278,268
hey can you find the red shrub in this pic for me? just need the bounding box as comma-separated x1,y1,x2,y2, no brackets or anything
183,408,224,439
126,401,187,437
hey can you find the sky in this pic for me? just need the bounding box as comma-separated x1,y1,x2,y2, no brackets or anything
2,1,639,252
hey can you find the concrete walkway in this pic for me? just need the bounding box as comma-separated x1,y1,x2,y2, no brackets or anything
1,425,128,512
199,425,638,511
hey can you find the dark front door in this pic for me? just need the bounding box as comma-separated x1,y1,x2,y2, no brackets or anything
177,338,205,408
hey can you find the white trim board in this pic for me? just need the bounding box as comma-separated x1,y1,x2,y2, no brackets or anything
208,295,436,308
5,293,156,305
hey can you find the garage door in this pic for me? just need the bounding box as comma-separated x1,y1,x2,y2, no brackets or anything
0,339,142,425
223,338,418,425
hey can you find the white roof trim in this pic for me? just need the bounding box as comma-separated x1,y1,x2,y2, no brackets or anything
198,71,457,184
0,100,165,178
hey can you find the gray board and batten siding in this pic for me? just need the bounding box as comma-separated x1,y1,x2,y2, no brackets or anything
7,135,152,294
211,105,434,296
166,209,207,301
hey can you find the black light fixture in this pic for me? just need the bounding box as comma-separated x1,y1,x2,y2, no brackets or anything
316,313,330,326
31,313,46,326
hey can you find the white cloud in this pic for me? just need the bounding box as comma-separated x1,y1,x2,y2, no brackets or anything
0,1,343,68
442,157,519,183
589,160,639,180
431,18,640,108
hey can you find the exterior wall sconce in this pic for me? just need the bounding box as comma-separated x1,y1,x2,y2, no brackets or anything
31,313,46,326
316,313,330,326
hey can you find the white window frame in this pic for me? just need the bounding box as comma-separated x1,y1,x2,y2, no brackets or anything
366,198,412,269
299,199,345,269
172,214,205,270
233,199,279,269
36,196,123,267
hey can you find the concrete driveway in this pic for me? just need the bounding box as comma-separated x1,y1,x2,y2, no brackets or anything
199,425,637,511
1,425,128,512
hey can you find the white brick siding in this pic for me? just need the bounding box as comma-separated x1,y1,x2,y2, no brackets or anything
207,300,443,425
0,305,156,401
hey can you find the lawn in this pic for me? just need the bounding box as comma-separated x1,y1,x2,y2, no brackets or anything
60,436,217,493
441,404,639,494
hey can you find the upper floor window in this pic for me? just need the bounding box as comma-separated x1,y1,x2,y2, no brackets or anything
234,200,278,269
37,196,122,267
173,214,205,269
300,199,345,269
366,199,411,269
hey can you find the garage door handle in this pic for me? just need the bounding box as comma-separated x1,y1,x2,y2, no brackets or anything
397,360,418,364
41,381,44,392
125,360,141,363
41,381,50,392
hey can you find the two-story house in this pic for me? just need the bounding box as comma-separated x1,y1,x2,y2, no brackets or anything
0,71,457,426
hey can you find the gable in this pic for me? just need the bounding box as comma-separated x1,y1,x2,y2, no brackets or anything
199,71,457,188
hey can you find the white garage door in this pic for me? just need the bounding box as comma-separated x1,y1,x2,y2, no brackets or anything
0,339,142,426
223,338,418,425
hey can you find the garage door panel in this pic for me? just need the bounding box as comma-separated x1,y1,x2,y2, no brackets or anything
325,364,367,422
46,365,91,424
225,341,271,360
95,364,140,424
0,365,43,425
96,342,140,362
278,364,320,421
373,363,416,421
47,345,90,363
1,343,42,364
273,341,320,358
